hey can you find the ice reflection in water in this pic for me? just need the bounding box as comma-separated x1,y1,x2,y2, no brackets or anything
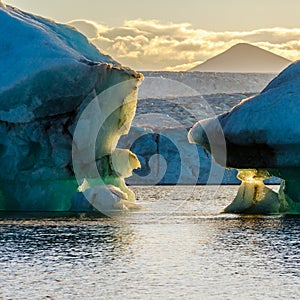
1,186,300,299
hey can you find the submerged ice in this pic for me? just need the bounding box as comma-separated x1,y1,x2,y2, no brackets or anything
0,3,143,212
189,60,300,214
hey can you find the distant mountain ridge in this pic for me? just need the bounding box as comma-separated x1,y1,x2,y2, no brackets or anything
190,43,291,73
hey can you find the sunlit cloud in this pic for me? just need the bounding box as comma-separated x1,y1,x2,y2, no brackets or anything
164,61,204,72
68,19,299,71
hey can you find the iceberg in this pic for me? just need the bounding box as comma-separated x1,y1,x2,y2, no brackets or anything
0,3,143,213
189,61,300,214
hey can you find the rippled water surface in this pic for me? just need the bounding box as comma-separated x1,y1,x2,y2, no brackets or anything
1,186,300,299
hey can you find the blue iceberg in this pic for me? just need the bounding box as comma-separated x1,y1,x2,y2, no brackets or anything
0,3,142,212
188,60,300,214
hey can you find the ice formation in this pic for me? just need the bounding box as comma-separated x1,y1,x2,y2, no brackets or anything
126,72,277,186
0,4,143,212
189,61,300,214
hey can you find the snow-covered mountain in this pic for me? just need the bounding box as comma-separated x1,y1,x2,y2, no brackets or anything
190,43,291,73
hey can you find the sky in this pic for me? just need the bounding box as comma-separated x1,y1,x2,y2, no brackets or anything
4,0,300,70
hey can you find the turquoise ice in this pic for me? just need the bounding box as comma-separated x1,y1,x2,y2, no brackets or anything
0,3,142,212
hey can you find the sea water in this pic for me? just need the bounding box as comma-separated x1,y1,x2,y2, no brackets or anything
1,185,300,299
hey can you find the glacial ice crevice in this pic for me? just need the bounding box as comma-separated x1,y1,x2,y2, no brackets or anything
0,4,143,212
189,60,300,214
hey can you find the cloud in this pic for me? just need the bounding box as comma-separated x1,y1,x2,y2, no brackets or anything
68,19,300,71
164,61,204,72
68,19,104,38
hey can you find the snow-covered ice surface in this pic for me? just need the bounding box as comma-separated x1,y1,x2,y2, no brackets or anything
121,71,280,186
189,61,300,214
135,93,254,128
139,71,276,99
0,4,143,213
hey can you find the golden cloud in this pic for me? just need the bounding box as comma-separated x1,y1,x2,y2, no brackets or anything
68,19,299,71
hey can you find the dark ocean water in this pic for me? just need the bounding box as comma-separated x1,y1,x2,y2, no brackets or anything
1,185,300,300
